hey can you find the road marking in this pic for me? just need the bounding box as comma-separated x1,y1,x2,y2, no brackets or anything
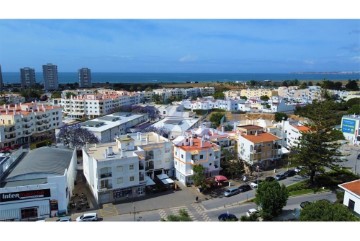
170,206,197,221
158,209,167,221
191,203,211,221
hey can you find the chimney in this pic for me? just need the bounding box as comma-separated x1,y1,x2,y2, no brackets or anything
139,133,142,142
190,136,193,146
200,137,204,148
104,148,108,158
221,126,224,133
146,135,149,144
108,146,113,155
157,133,160,142
233,122,237,131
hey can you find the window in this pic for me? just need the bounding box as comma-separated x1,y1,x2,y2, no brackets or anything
200,155,204,159
129,176,135,182
117,177,123,184
181,154,183,159
129,164,134,170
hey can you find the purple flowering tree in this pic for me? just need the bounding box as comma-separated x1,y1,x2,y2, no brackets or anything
142,126,170,138
57,125,99,149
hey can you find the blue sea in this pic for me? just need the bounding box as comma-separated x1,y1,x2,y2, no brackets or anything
1,72,359,84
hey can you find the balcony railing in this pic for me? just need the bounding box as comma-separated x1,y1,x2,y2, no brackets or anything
139,164,144,170
100,173,112,178
145,162,154,171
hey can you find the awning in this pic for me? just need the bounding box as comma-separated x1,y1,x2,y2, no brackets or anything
215,175,228,182
281,147,290,154
157,174,169,180
145,176,155,186
161,178,174,184
156,173,174,185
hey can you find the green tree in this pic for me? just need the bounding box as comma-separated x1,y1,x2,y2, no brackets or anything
290,100,343,185
192,164,206,188
345,80,359,91
248,80,257,86
274,112,288,122
209,112,225,127
300,200,359,221
299,82,307,89
51,91,62,98
220,149,243,179
65,92,76,99
240,96,247,100
347,104,360,115
213,91,225,99
260,95,269,101
163,209,192,221
255,181,289,220
308,81,313,86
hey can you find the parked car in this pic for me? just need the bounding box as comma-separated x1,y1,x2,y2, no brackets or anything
246,208,260,217
224,187,240,197
294,166,303,173
56,216,72,222
265,176,276,182
238,184,251,192
76,213,98,222
250,180,263,188
275,173,286,180
218,213,238,221
284,169,296,177
300,201,311,209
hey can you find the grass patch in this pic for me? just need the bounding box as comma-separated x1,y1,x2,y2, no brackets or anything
287,180,329,197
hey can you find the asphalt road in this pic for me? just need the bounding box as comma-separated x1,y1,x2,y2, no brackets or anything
103,191,336,221
339,144,360,175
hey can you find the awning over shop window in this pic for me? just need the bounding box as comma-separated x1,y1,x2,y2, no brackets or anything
145,176,156,186
281,147,290,154
156,174,174,185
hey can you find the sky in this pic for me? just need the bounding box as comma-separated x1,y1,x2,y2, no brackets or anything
0,19,359,73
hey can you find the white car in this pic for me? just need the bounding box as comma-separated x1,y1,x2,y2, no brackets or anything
56,216,72,222
294,166,303,173
250,180,263,188
76,213,98,222
246,208,259,217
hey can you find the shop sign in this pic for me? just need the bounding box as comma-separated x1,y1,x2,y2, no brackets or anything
0,189,51,202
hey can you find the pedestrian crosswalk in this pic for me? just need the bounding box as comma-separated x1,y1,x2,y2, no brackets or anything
191,203,211,221
170,206,197,221
158,203,212,221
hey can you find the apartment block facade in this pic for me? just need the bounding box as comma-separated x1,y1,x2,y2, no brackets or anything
78,68,92,88
0,103,62,148
42,63,58,91
20,67,36,88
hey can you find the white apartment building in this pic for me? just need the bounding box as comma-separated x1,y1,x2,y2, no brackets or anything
224,88,276,99
60,89,142,119
237,125,282,167
82,132,172,204
0,103,62,148
282,120,311,149
152,116,200,140
0,147,77,221
80,112,149,143
153,87,215,101
182,97,245,111
1,94,25,104
277,86,322,104
173,135,221,186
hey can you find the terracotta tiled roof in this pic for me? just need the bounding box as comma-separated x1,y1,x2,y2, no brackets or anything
339,179,360,197
237,125,262,130
179,138,215,151
242,132,280,143
293,125,311,132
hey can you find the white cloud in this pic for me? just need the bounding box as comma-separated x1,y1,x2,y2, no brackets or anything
179,54,198,62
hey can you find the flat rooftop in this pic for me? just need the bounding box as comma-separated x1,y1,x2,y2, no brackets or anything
1,147,74,187
81,113,146,132
86,142,138,161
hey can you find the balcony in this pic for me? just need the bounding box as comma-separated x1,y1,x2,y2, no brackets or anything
139,163,144,170
99,184,113,190
23,124,32,129
23,118,31,123
100,173,112,178
36,116,43,120
139,174,145,182
36,121,42,125
145,162,154,171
